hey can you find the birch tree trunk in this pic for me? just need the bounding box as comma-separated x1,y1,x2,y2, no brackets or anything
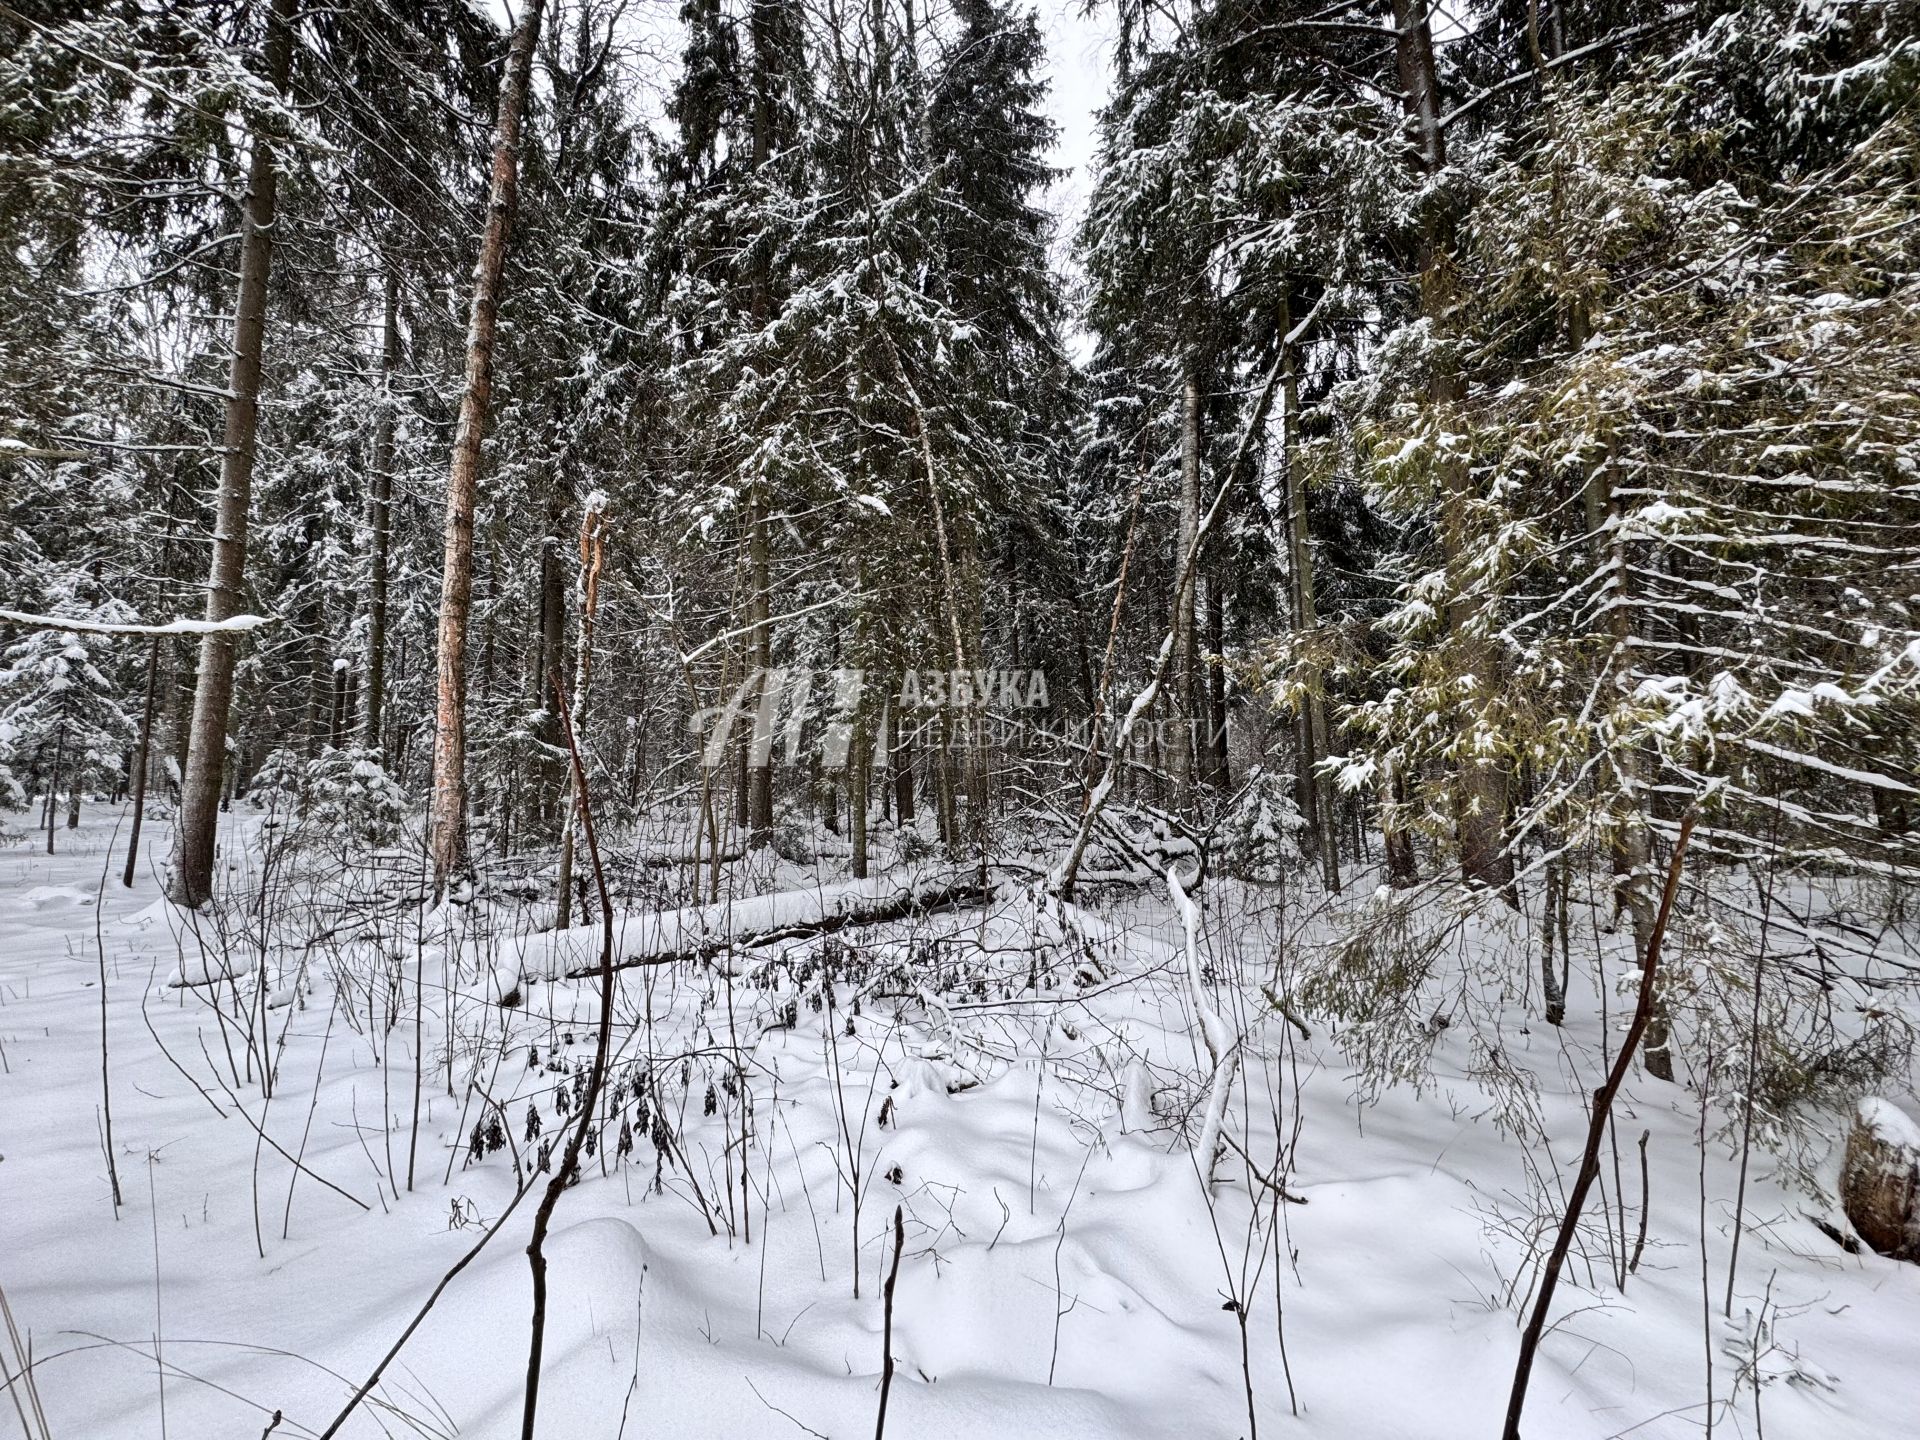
428,0,545,900
167,0,296,907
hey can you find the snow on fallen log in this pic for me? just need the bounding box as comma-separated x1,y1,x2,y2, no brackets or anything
504,867,996,983
631,845,744,869
0,607,277,637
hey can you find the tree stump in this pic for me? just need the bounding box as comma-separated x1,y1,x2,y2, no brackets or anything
1841,1098,1920,1262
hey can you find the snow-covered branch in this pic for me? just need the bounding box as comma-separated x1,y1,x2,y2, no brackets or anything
0,608,278,638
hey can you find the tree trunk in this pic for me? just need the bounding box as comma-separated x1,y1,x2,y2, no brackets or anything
1383,761,1418,886
1167,358,1202,800
956,533,990,884
123,635,161,887
878,702,893,823
364,267,399,756
734,736,751,831
555,501,606,931
747,497,774,845
935,716,956,847
332,660,351,745
167,0,295,907
45,730,62,856
533,504,569,829
1051,351,1284,900
428,0,545,900
1276,302,1340,891
1204,579,1230,789
1391,0,1512,894
1540,854,1565,1025
306,620,330,756
850,703,870,879
894,717,915,824
169,639,193,794
743,9,781,849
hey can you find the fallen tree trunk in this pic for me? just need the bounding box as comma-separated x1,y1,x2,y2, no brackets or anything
556,875,996,979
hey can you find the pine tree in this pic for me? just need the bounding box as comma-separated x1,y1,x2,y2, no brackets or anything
1079,0,1404,845
0,590,137,850
168,0,299,906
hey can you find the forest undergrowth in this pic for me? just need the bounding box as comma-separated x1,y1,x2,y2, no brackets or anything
3,794,1913,1440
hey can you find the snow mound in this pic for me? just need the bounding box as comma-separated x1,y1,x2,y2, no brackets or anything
11,884,95,910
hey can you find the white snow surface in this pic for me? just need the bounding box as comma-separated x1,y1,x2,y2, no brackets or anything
1857,1096,1920,1151
1,807,1916,1439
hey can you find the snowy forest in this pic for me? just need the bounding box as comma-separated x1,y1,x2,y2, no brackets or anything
2,0,1918,1435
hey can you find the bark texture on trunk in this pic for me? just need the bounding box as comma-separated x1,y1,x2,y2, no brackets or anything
364,267,399,754
893,719,915,823
168,0,296,907
554,500,606,931
1841,1104,1920,1262
747,495,773,844
1204,580,1229,787
849,703,870,879
428,0,545,899
1167,360,1202,799
123,635,161,887
45,732,62,855
531,495,569,827
744,6,779,849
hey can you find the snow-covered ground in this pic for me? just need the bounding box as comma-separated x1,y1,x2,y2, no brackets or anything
1,806,1915,1439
